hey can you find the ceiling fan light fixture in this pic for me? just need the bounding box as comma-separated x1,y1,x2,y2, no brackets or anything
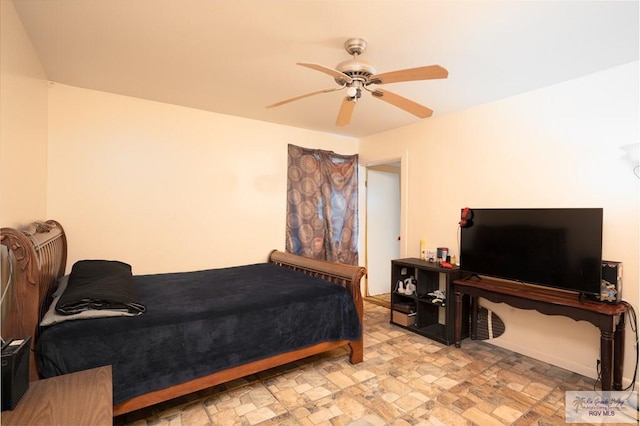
267,37,448,126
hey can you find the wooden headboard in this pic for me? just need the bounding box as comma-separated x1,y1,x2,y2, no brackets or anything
1,220,67,381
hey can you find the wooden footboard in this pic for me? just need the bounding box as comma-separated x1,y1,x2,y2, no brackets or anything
269,249,365,363
0,221,366,417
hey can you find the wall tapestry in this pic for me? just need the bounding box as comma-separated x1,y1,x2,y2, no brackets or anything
286,144,358,265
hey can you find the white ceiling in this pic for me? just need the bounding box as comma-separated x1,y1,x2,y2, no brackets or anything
12,0,639,139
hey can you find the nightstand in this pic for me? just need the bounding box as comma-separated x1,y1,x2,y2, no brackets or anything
1,365,112,425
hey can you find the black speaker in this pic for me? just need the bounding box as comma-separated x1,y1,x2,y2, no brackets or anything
1,336,30,411
598,261,622,304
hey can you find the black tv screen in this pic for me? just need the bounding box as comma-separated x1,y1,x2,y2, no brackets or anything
460,208,603,295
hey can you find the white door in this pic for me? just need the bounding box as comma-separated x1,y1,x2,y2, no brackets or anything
366,167,401,296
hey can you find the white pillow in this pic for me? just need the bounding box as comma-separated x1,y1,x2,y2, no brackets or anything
40,275,136,326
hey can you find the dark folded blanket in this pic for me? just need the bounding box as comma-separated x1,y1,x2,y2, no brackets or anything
56,260,146,315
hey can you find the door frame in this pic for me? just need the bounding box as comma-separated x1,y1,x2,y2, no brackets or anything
362,151,409,299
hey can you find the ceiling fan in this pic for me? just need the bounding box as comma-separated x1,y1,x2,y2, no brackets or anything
266,37,448,126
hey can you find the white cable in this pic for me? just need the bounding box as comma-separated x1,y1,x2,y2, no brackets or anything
0,248,16,344
0,248,14,307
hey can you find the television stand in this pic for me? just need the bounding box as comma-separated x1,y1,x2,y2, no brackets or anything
453,276,627,391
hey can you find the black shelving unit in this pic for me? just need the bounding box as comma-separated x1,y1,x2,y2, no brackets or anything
390,258,469,345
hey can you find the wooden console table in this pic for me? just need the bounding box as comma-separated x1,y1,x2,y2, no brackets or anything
1,366,112,425
453,277,627,391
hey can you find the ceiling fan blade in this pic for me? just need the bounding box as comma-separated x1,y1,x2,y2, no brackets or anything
336,97,356,126
369,65,448,85
266,87,343,108
297,63,353,84
371,89,433,118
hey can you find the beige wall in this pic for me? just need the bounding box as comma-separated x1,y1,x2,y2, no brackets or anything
0,0,48,227
3,0,638,388
46,84,358,273
360,61,639,384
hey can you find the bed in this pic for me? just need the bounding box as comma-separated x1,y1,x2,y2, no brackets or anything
0,220,365,416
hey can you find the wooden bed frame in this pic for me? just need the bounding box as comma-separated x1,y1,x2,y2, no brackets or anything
0,220,365,416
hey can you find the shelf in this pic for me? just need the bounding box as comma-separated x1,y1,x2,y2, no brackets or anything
392,291,417,300
393,322,447,345
414,322,446,337
391,257,461,273
391,301,415,314
390,258,467,346
418,296,447,307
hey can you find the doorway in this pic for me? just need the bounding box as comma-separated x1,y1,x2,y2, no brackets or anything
365,162,401,308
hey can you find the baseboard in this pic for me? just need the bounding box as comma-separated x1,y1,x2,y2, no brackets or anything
487,338,639,391
486,338,597,380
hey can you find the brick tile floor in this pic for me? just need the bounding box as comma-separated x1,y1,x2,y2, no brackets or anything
117,302,635,426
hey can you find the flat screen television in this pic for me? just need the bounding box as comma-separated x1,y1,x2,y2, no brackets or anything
459,208,603,296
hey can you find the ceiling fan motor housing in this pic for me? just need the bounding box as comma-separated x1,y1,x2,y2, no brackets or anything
336,59,377,82
335,38,377,85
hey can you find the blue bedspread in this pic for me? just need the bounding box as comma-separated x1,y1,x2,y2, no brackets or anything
36,263,362,405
